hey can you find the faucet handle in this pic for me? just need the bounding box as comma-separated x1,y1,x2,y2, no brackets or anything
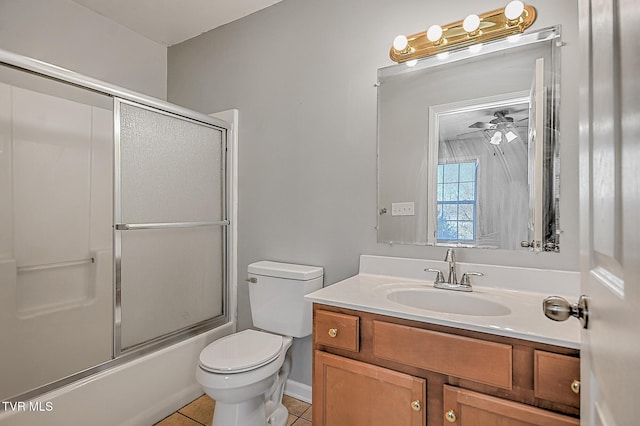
425,268,445,284
460,271,484,286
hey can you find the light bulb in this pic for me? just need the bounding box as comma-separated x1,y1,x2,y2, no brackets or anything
426,25,443,42
406,59,418,67
393,35,408,51
490,131,503,145
463,14,481,33
505,131,518,142
469,43,483,53
504,1,525,20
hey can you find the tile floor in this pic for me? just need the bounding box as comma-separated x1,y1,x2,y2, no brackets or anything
154,394,312,426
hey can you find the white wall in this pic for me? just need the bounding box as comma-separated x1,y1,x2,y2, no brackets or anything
0,0,167,99
167,0,580,388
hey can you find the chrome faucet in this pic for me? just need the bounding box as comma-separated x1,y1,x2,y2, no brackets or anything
424,248,484,292
444,248,457,285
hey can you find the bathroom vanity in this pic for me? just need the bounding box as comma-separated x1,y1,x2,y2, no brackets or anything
306,256,581,426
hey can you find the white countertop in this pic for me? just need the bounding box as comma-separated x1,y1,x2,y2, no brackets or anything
306,272,581,349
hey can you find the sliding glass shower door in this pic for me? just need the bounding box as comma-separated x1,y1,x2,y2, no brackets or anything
115,100,227,353
0,49,230,401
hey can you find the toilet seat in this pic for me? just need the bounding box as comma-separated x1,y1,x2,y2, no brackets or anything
199,329,283,374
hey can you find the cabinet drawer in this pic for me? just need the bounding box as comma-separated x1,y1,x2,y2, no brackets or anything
444,385,579,425
373,320,512,389
534,350,580,407
314,310,359,352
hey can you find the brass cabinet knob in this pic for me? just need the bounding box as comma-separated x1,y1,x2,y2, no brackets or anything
411,400,421,411
445,409,457,422
328,328,338,338
571,379,581,394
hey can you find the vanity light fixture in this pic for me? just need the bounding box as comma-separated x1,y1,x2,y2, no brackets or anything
389,1,536,63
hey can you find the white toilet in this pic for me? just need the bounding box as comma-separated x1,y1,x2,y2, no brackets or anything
196,261,323,426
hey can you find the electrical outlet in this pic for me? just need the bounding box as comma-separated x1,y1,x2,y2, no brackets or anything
391,202,415,216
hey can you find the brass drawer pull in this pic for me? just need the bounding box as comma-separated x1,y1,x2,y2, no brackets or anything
445,409,457,422
328,328,338,338
571,379,581,394
411,400,421,411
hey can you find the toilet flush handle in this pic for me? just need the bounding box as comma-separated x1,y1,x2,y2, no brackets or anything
245,277,257,283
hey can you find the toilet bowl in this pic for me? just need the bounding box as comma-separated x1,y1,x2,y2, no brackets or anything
197,330,293,426
196,261,323,426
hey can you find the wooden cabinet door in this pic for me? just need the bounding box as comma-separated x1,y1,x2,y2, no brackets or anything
314,351,426,426
442,385,579,426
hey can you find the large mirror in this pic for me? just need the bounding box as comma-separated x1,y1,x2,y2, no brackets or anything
377,26,560,252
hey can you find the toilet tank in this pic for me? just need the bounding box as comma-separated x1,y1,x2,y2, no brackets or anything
247,261,323,338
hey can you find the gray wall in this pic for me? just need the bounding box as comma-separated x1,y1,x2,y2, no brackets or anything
0,0,167,99
167,0,579,387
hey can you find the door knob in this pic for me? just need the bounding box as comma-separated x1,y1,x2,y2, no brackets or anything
543,295,589,329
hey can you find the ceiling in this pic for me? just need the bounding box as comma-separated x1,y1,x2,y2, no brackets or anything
71,0,284,46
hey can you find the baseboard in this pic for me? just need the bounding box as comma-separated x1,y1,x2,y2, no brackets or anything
284,379,312,404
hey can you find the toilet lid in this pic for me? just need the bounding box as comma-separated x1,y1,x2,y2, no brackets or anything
199,329,283,373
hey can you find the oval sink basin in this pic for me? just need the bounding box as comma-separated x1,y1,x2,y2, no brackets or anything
386,288,511,316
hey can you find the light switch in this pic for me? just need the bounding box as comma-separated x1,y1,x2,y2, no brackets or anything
391,202,415,216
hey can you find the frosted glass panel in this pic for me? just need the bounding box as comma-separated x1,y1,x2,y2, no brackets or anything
120,227,224,349
119,102,224,224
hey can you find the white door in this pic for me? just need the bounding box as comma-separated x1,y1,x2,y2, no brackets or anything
578,0,640,424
